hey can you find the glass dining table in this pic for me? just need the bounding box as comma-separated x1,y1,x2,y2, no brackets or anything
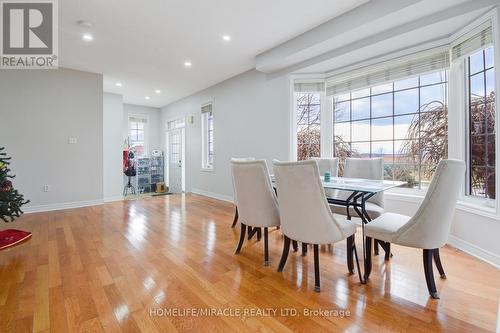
270,175,406,283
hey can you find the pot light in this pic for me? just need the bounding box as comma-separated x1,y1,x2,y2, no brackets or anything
145,96,150,100
82,33,94,42
184,61,192,68
155,89,161,94
222,35,231,42
115,82,122,87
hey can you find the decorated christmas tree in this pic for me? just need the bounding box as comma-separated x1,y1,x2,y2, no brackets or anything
0,147,29,222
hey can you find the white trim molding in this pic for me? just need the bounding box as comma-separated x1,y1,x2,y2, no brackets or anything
447,234,500,268
190,188,234,203
23,199,104,214
103,195,124,203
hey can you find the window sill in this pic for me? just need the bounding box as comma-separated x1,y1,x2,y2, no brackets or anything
385,189,500,221
200,168,215,173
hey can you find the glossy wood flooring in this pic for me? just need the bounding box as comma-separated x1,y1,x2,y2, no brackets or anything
1,194,499,332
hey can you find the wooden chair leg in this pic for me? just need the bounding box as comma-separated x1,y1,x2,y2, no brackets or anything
313,244,320,292
301,243,308,256
346,235,354,274
384,242,391,261
231,207,238,228
263,227,269,266
423,249,439,299
257,228,262,241
292,240,298,252
248,227,261,241
433,248,446,279
374,239,379,255
235,223,246,254
364,237,373,280
277,236,291,272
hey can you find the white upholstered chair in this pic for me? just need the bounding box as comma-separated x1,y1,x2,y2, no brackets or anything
231,159,280,266
272,160,359,292
311,157,339,199
230,157,255,228
333,157,390,259
364,159,465,299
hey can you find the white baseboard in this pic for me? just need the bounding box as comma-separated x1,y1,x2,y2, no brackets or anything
104,195,124,203
447,235,500,269
23,199,104,214
190,188,234,203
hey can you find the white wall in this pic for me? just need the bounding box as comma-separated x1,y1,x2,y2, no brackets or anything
160,69,291,199
103,93,124,201
123,104,162,153
0,68,103,211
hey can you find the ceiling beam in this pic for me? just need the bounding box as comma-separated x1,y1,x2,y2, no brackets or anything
257,0,499,75
255,0,425,73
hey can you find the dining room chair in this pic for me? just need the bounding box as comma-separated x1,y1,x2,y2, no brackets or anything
231,159,280,266
332,157,390,259
272,159,360,292
230,157,255,228
363,159,465,299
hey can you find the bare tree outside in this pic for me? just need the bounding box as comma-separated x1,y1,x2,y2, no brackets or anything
296,93,321,160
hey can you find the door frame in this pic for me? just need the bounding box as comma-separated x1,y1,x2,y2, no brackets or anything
165,117,186,192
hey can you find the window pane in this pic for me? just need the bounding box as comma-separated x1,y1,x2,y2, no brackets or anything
335,93,350,102
334,101,350,122
352,88,370,99
486,68,495,98
394,114,416,140
420,165,438,188
334,122,350,142
394,77,418,91
334,142,352,162
351,120,370,141
371,141,393,160
469,49,484,75
394,88,419,115
371,93,393,118
352,97,370,120
296,92,321,160
394,140,419,164
420,135,447,166
420,83,446,111
486,102,495,134
372,117,393,141
419,110,447,138
351,142,370,157
420,71,446,85
392,164,419,188
371,83,393,95
485,46,494,69
470,72,485,99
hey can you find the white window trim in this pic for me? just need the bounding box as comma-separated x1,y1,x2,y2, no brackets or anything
128,114,149,157
201,101,215,171
288,9,500,218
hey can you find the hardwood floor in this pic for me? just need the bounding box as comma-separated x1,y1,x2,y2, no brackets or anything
0,194,499,332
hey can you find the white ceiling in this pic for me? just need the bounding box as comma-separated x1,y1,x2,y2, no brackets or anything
59,0,369,107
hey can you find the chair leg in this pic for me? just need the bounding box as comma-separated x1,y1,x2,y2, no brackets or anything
346,235,354,274
433,248,446,279
231,207,238,228
374,239,379,256
423,249,439,299
364,237,373,280
384,242,391,261
257,228,262,241
313,244,320,292
352,236,363,284
235,223,246,254
277,236,291,272
292,240,298,252
301,243,308,256
263,227,269,266
248,227,261,241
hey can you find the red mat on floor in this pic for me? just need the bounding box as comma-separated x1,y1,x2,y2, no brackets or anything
0,229,32,250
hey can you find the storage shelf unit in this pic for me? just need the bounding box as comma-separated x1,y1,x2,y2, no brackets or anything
133,153,164,194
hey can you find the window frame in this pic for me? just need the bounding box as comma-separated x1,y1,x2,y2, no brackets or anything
128,114,148,157
201,101,215,171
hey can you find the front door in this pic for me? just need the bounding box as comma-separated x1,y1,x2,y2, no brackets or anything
167,128,184,193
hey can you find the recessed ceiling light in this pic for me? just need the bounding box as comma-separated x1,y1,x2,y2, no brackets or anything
222,35,231,41
115,82,122,87
145,96,150,100
155,89,161,94
82,33,93,42
184,61,192,68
